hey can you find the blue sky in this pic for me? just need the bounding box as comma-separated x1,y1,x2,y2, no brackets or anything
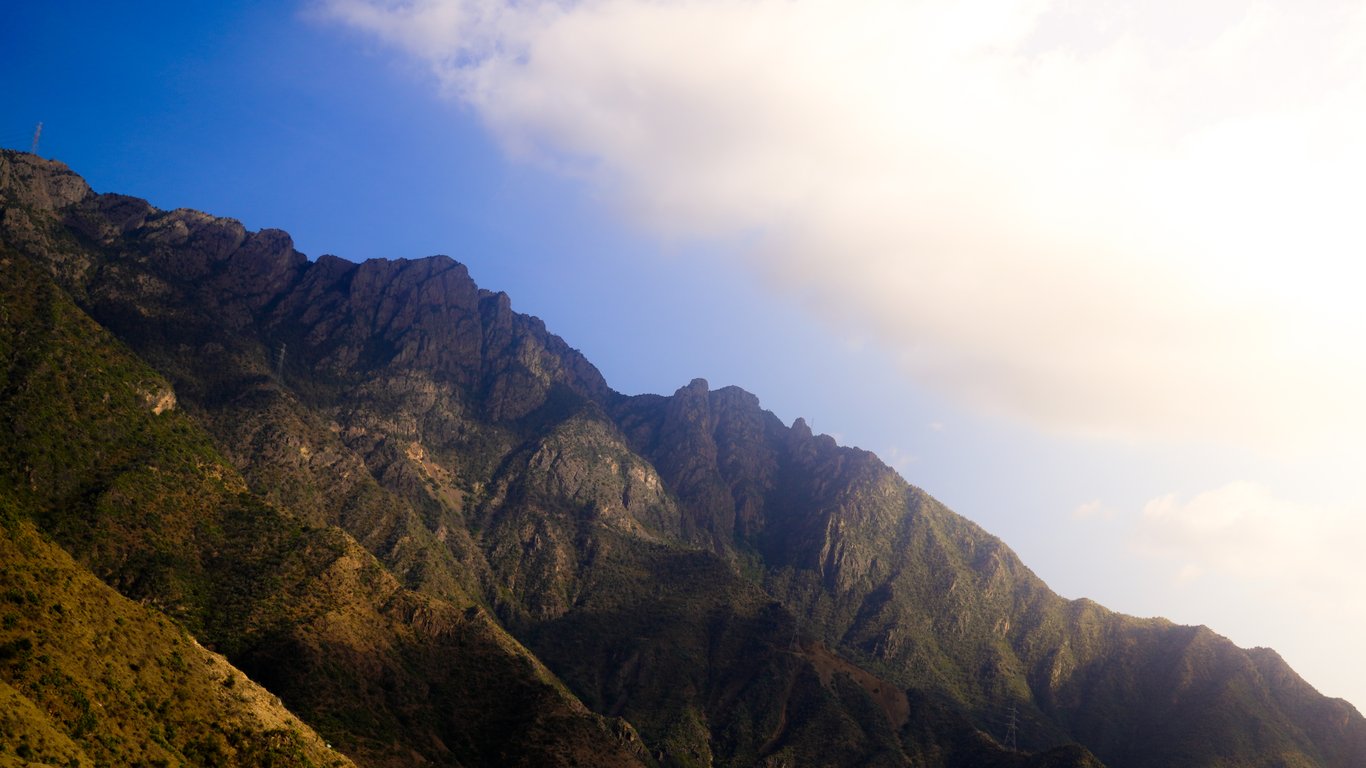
8,1,1366,711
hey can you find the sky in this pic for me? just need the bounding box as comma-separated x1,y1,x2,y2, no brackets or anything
6,1,1366,712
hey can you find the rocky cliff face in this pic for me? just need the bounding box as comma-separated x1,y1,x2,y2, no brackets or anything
3,149,1363,768
0,152,651,768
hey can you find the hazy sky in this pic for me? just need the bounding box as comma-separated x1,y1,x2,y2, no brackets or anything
6,0,1365,712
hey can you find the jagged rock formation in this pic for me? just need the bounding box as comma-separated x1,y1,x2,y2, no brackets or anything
2,149,1363,767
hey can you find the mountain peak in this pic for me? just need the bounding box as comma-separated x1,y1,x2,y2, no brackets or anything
0,150,93,210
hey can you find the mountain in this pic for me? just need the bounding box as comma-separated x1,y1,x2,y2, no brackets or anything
1,148,1363,767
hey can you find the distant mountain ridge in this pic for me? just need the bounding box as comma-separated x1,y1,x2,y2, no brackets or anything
2,148,1362,767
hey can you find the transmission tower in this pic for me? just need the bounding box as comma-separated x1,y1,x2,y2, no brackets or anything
30,122,42,155
1004,704,1019,751
274,343,287,380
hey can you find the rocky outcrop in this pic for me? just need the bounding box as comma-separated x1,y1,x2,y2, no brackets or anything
0,151,92,210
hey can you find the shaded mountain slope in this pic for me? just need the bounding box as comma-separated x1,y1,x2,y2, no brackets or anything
3,149,1364,767
614,373,1366,767
0,510,349,768
0,198,648,766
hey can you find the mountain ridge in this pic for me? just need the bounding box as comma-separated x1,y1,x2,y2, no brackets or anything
2,149,1363,767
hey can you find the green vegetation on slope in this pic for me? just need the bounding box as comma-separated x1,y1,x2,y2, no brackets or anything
0,498,347,768
0,241,649,767
4,148,1363,767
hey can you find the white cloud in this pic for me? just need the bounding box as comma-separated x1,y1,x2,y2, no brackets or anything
323,0,1366,709
1072,499,1114,521
1133,481,1366,704
1137,481,1363,617
882,445,920,473
320,0,1366,453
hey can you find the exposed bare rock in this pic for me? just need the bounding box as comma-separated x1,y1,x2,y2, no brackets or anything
0,152,92,210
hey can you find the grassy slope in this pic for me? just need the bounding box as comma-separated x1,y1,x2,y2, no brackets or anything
0,243,648,767
0,503,348,768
